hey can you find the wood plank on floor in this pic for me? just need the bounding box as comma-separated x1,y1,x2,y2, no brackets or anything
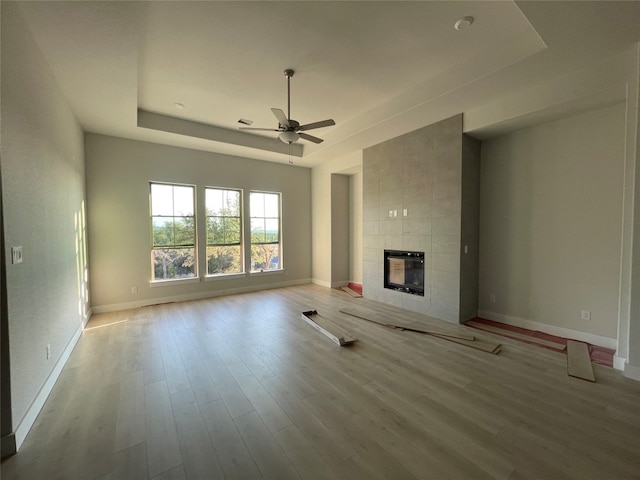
566,340,595,382
301,311,356,346
466,320,566,350
340,308,475,341
340,308,501,353
341,286,362,298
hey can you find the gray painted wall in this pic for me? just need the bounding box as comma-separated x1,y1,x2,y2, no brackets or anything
363,114,477,323
85,134,312,311
1,2,86,433
331,174,350,287
460,135,481,322
478,103,625,341
0,0,10,449
310,152,362,288
349,171,363,285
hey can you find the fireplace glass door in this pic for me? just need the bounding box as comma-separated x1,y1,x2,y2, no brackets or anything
384,250,424,296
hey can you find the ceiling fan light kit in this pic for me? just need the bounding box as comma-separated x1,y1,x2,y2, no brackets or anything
279,130,299,144
239,68,335,145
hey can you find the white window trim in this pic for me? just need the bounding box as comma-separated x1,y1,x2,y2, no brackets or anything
249,269,285,276
150,181,198,281
205,186,245,276
149,277,200,288
249,190,282,273
204,272,247,282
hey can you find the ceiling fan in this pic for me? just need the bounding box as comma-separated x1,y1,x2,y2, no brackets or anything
240,69,335,144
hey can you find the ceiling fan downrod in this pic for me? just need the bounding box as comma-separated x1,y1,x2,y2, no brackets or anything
284,69,294,122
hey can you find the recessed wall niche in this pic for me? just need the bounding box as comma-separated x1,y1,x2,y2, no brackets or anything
362,114,480,323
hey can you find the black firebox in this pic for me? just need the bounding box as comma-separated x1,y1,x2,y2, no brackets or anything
383,250,424,296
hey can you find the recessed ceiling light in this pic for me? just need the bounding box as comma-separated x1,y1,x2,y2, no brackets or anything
454,16,474,31
174,102,185,109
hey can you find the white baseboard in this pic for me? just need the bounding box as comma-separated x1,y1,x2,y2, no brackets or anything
14,321,84,451
477,309,617,350
311,278,331,288
614,355,627,371
623,362,640,381
92,278,312,314
12,280,311,451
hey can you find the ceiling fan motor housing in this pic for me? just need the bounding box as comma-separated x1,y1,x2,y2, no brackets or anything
283,119,299,130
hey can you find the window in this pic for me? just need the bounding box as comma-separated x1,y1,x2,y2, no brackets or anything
206,187,243,275
250,191,281,272
150,183,196,281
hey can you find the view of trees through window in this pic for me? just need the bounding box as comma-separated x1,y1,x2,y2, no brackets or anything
150,183,196,280
250,191,281,272
206,188,242,275
150,184,281,280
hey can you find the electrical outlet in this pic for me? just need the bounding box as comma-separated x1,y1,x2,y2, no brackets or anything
46,344,51,360
11,246,23,264
581,310,591,321
490,294,496,303
131,286,138,294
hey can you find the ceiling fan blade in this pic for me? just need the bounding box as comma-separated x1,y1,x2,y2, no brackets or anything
297,119,336,131
298,132,324,144
271,108,290,128
239,127,281,131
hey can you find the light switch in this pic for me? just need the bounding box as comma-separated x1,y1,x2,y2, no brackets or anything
403,209,408,217
11,246,23,265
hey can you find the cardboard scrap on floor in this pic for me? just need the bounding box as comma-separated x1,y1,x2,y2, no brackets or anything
340,308,501,355
340,286,362,298
301,310,357,347
566,340,595,382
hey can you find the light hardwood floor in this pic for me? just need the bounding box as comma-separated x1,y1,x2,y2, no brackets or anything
2,284,640,479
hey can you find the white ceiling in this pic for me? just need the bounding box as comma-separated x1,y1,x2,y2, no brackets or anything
14,1,640,167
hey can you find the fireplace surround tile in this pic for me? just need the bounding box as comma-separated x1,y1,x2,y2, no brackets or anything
363,114,480,323
402,235,430,253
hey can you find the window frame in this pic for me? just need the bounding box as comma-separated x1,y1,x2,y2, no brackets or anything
149,181,198,283
249,190,282,273
205,186,245,277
